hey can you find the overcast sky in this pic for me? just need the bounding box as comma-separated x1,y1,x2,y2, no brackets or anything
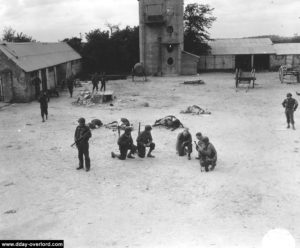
0,0,299,42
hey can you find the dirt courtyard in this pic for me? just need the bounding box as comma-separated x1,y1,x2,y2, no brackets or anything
0,72,300,248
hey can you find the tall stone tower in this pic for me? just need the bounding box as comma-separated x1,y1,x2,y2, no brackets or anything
138,0,184,76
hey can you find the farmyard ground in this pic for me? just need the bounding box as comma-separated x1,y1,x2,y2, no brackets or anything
0,72,300,248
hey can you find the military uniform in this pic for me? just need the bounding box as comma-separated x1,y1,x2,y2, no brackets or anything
282,93,298,129
100,73,106,92
74,118,92,171
198,137,217,172
92,73,99,92
176,129,192,159
112,127,136,160
39,92,49,122
137,125,155,158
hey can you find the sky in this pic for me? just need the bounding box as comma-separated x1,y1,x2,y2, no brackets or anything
0,0,299,42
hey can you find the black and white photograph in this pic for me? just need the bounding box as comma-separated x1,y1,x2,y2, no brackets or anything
0,0,300,247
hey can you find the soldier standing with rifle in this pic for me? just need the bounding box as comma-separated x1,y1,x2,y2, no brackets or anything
136,125,155,158
111,126,137,160
73,118,92,171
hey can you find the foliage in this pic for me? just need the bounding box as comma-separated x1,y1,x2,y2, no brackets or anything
183,3,216,55
2,27,35,42
62,37,83,54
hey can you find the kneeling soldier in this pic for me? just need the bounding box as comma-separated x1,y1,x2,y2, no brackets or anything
137,125,155,158
198,137,217,172
74,118,92,171
176,128,192,160
111,127,136,160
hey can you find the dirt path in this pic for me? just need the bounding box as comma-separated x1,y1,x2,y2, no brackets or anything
1,72,300,248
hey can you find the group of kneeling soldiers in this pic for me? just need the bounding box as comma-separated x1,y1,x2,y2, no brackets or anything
74,118,217,172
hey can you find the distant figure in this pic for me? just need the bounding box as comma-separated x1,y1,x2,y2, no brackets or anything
111,127,137,160
67,76,74,97
74,118,92,172
100,72,107,92
282,93,298,130
198,137,217,172
176,128,192,160
132,62,147,81
92,72,99,92
136,125,155,158
38,91,49,122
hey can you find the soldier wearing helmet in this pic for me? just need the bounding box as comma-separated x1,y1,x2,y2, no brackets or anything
111,126,137,160
74,117,92,171
282,92,298,129
197,136,217,172
136,125,155,158
176,128,192,160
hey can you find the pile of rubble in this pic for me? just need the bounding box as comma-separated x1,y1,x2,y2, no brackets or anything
72,90,97,106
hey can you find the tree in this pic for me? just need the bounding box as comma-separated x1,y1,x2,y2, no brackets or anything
2,27,35,42
183,3,216,55
62,37,83,54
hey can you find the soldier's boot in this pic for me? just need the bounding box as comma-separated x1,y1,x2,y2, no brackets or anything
46,115,48,120
287,123,290,128
147,152,155,158
42,118,45,122
127,152,135,159
292,124,296,130
111,152,116,158
77,163,84,170
187,153,191,160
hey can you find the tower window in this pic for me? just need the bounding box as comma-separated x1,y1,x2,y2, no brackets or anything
167,57,174,65
166,26,174,34
167,44,174,53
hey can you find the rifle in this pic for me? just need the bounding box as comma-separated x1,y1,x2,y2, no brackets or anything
71,130,91,147
138,122,141,136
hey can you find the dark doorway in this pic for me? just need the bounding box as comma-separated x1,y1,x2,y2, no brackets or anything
235,55,251,70
254,54,269,71
41,69,47,91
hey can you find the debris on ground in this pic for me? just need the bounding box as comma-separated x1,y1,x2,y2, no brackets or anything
88,119,103,129
183,80,205,85
180,105,211,115
4,209,17,214
104,118,133,131
72,90,114,106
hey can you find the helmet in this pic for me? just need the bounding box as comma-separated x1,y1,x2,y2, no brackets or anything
78,117,85,124
202,136,209,143
196,132,202,137
145,125,152,131
287,93,292,97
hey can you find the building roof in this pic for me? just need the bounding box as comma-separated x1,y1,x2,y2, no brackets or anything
208,38,275,55
273,43,300,55
0,42,81,72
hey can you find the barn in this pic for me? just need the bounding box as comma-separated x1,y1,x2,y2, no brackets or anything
0,42,81,103
198,38,276,72
271,43,300,71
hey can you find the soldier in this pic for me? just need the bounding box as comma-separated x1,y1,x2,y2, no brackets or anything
282,93,298,130
74,118,92,172
92,72,99,93
38,91,49,122
67,76,74,97
100,72,107,92
137,125,155,158
195,132,204,159
176,128,192,160
111,127,137,160
198,136,217,172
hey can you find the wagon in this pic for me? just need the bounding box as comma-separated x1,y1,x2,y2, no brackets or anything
278,65,300,84
235,68,256,88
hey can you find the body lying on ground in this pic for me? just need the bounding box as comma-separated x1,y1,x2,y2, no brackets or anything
87,119,103,129
153,115,184,131
180,105,211,115
105,118,131,131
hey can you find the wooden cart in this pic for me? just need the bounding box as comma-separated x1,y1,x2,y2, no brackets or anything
279,65,300,84
235,68,256,88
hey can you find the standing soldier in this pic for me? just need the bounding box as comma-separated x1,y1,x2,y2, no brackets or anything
74,118,92,172
67,76,74,98
137,125,155,158
92,72,99,93
198,136,217,172
38,91,49,122
176,128,192,160
111,127,137,160
100,72,107,92
282,93,298,130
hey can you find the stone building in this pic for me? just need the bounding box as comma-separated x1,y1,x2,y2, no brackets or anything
0,42,81,103
138,0,199,76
